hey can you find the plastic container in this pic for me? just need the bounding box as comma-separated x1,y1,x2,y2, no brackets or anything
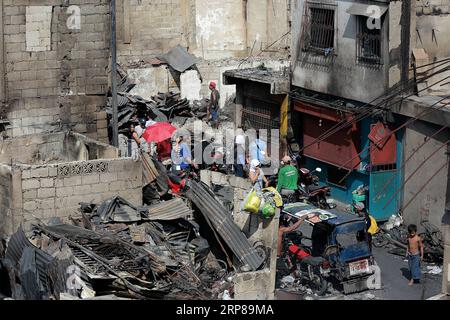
352,193,366,202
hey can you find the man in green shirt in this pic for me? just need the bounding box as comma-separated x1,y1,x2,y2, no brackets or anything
277,156,299,195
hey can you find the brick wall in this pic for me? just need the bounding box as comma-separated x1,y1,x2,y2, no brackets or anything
2,0,110,141
3,157,142,235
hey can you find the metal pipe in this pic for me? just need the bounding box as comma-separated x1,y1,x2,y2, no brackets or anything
111,0,119,147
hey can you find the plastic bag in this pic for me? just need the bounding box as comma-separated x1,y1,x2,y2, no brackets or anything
242,189,261,214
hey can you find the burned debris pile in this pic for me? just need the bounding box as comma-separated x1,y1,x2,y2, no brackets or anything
0,156,268,300
106,66,210,134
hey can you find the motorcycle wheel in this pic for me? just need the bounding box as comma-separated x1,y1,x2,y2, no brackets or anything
310,274,328,296
318,196,330,209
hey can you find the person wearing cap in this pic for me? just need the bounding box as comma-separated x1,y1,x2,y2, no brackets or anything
354,202,377,251
135,118,146,138
276,155,299,196
249,159,268,192
207,82,220,129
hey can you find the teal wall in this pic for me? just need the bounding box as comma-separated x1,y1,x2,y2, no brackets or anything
302,117,405,221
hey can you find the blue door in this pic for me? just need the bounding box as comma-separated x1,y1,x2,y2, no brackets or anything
369,169,400,221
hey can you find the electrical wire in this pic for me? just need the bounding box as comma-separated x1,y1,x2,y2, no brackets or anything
336,97,450,184
400,159,450,213
297,61,450,153
373,124,449,201
382,140,449,210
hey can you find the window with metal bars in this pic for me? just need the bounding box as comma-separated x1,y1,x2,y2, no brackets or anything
303,5,335,55
356,15,382,65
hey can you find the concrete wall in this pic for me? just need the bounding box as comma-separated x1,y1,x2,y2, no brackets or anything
291,0,391,103
3,157,142,235
1,0,110,141
0,131,117,165
402,121,450,232
200,170,279,300
415,0,450,59
413,0,450,95
116,0,188,63
116,0,290,65
0,164,12,238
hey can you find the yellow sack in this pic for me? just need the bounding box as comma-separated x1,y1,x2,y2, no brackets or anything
368,215,379,235
262,187,283,207
243,190,261,214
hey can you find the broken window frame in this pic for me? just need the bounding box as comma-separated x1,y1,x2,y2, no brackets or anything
356,15,383,66
301,2,337,56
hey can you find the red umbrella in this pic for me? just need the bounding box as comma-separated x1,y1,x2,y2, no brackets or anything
142,122,177,143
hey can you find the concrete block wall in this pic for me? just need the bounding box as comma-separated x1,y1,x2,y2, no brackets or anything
4,157,143,235
0,131,116,165
2,0,110,141
116,0,187,62
116,0,290,66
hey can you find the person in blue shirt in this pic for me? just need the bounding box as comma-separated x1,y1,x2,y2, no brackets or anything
171,135,194,173
250,137,267,164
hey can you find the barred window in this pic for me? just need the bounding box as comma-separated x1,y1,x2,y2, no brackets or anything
356,15,382,65
302,3,336,56
310,8,335,50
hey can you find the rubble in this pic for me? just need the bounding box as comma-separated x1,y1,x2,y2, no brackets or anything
0,155,269,300
106,65,216,136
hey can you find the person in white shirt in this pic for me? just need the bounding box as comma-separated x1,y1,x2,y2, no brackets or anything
145,115,156,128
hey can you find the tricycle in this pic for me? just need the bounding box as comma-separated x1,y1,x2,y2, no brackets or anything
281,203,376,295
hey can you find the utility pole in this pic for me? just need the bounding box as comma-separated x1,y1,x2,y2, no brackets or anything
443,144,450,296
111,0,119,147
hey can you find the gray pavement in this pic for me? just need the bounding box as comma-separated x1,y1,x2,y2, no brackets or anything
367,246,442,300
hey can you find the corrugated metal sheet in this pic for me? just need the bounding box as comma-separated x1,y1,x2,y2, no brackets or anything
147,198,192,221
186,181,265,271
5,227,55,297
156,45,197,73
141,152,159,185
369,123,397,165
